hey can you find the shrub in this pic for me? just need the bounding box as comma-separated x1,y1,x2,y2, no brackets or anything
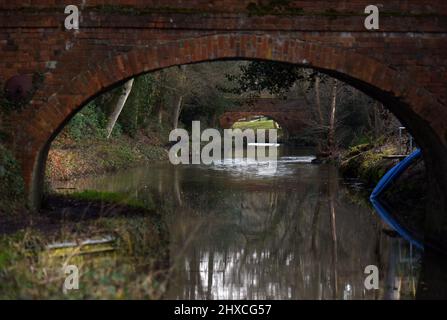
66,102,119,141
0,144,24,205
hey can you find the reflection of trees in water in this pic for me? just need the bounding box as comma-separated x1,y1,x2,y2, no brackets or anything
65,164,420,299
162,167,402,300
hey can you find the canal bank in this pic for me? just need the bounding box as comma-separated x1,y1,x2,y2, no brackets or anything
46,131,169,183
339,140,427,238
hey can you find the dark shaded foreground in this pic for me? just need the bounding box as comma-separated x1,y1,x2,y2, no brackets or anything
2,194,447,299
0,195,169,299
417,250,447,299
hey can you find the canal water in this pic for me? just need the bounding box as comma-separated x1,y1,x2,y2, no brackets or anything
52,146,421,300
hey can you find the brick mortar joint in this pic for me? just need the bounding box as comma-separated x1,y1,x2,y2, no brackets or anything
0,6,445,18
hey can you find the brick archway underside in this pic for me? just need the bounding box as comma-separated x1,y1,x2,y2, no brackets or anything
1,1,447,248
218,98,313,138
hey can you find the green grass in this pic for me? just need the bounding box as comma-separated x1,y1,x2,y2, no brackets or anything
47,135,168,182
232,119,278,130
70,190,146,209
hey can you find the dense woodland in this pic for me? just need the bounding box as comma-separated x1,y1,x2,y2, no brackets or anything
61,60,399,151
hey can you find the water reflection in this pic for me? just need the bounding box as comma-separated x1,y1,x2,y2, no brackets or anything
54,147,421,300
370,198,423,250
371,190,447,299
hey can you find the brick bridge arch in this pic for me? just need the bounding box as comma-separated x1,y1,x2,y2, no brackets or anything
1,2,447,247
218,98,313,139
18,34,446,206
219,112,291,138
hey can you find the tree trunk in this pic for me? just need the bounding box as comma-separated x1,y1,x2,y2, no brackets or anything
174,166,183,206
374,102,383,140
106,79,134,139
315,76,324,126
172,65,187,130
153,72,164,126
328,79,338,154
315,75,324,153
172,95,183,129
157,103,163,125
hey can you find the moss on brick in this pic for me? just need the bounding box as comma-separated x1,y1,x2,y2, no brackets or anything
91,5,203,16
246,0,304,16
5,5,443,19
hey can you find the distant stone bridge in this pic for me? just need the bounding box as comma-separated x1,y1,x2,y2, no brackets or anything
219,98,312,138
1,1,447,248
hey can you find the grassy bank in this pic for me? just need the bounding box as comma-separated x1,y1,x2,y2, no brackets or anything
340,140,427,192
339,141,397,187
340,140,427,237
232,118,285,141
232,119,278,130
47,130,169,182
